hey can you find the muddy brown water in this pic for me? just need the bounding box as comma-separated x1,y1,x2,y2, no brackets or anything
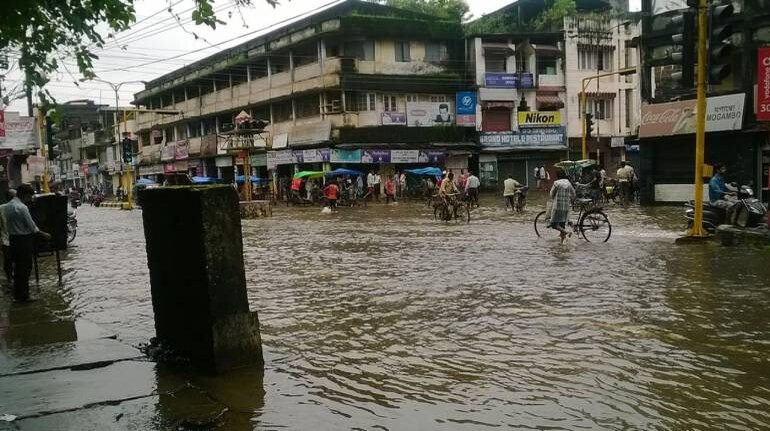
25,196,770,429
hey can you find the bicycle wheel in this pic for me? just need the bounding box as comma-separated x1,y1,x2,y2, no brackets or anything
579,209,611,242
534,211,549,238
455,202,470,224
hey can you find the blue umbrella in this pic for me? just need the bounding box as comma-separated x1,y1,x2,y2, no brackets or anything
191,176,222,184
235,175,267,184
136,178,157,186
325,168,363,177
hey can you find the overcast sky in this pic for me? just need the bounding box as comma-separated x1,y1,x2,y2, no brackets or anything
3,0,641,113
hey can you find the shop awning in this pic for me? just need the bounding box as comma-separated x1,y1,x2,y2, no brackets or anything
581,91,617,99
536,93,565,110
532,44,561,57
293,170,325,179
483,43,514,55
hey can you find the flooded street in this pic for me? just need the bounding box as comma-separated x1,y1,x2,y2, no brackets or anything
19,196,770,429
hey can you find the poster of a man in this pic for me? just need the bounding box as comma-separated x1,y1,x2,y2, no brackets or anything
434,104,452,124
418,151,430,163
361,151,374,164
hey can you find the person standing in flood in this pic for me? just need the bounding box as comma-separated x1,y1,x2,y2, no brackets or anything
0,189,16,286
549,169,576,244
2,184,51,302
384,176,396,204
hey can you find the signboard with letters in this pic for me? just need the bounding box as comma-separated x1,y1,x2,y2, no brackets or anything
455,91,477,127
479,127,566,149
757,47,770,122
0,113,38,151
330,149,361,163
301,148,330,163
639,93,745,137
484,72,535,89
517,111,562,127
406,102,455,127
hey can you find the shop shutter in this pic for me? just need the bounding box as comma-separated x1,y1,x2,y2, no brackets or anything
482,108,511,132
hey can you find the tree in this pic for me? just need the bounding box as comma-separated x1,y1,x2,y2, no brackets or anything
0,0,278,104
531,0,576,31
372,0,471,22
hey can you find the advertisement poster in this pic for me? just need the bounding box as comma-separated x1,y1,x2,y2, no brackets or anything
484,73,535,89
0,113,38,151
0,110,5,140
301,148,330,163
267,150,294,169
382,112,407,125
456,91,477,127
757,47,770,122
174,140,189,160
291,150,304,164
517,111,562,127
417,150,446,164
330,149,361,163
361,149,390,164
639,93,745,137
406,102,455,127
390,150,420,163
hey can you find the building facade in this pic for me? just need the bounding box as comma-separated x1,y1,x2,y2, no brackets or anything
132,0,473,196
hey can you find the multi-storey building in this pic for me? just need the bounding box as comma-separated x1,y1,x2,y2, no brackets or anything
637,0,770,204
464,0,640,188
131,0,474,193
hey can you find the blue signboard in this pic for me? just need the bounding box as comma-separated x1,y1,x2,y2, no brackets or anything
484,72,535,89
456,91,476,115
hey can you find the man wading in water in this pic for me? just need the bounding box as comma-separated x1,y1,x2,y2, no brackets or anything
549,169,576,244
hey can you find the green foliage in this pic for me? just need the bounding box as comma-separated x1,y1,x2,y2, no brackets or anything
0,0,277,104
464,11,520,35
369,0,471,22
531,0,577,31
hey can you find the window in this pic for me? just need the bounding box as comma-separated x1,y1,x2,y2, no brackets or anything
537,57,558,75
587,99,613,120
163,127,174,143
188,121,201,138
485,53,507,73
295,94,320,119
202,117,216,136
345,92,376,112
383,95,398,112
172,87,186,104
185,86,200,100
251,105,270,122
249,59,268,80
429,95,448,103
579,48,613,71
406,94,418,103
625,89,633,128
325,39,341,58
199,79,215,96
343,40,374,61
293,42,318,67
395,41,411,62
272,101,293,123
161,92,173,108
270,55,290,74
176,124,188,140
231,70,247,86
425,42,448,63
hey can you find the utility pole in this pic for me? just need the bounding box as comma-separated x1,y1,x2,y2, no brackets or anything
91,79,145,210
687,0,709,238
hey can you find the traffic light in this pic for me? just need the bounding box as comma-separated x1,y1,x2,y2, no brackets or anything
585,113,596,139
708,2,734,85
670,11,696,89
121,138,133,164
45,115,60,161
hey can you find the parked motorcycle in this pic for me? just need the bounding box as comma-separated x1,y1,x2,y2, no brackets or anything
67,209,77,243
685,184,768,233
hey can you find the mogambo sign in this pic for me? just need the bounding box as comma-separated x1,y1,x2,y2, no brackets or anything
517,111,562,127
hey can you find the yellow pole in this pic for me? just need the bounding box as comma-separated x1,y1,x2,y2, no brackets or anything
39,109,50,193
580,81,588,160
689,0,708,237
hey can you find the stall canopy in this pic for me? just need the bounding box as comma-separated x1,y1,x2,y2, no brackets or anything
235,175,268,184
293,170,325,179
325,168,363,177
191,176,223,184
405,167,443,177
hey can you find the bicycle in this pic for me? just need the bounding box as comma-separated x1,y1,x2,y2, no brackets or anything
534,198,612,242
433,193,470,224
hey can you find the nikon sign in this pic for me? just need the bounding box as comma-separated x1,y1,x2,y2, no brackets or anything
517,111,561,127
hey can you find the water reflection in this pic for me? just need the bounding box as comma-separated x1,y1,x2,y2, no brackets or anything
20,199,770,429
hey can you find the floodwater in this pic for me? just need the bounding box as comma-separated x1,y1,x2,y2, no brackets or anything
21,195,770,429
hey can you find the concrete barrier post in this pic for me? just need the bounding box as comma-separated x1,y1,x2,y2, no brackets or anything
140,185,263,372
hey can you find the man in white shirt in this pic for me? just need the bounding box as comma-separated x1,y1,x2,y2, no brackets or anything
2,185,51,302
503,175,522,210
465,171,480,207
0,189,15,285
372,173,381,202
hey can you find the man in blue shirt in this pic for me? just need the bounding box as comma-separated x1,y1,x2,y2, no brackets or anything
708,164,735,204
2,184,51,302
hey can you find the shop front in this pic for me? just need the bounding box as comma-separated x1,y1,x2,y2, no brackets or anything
637,93,757,204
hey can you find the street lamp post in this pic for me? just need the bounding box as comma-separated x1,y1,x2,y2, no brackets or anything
92,79,145,209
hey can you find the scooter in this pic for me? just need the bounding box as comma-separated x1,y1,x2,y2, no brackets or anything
685,184,767,233
67,209,77,243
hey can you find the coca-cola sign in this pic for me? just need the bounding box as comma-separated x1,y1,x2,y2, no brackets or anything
639,93,745,138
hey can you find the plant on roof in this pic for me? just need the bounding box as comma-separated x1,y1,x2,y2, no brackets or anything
367,0,471,23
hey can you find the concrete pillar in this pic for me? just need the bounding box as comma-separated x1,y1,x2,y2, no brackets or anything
140,185,263,372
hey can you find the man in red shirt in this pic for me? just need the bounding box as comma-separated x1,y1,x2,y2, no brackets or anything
323,181,339,209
